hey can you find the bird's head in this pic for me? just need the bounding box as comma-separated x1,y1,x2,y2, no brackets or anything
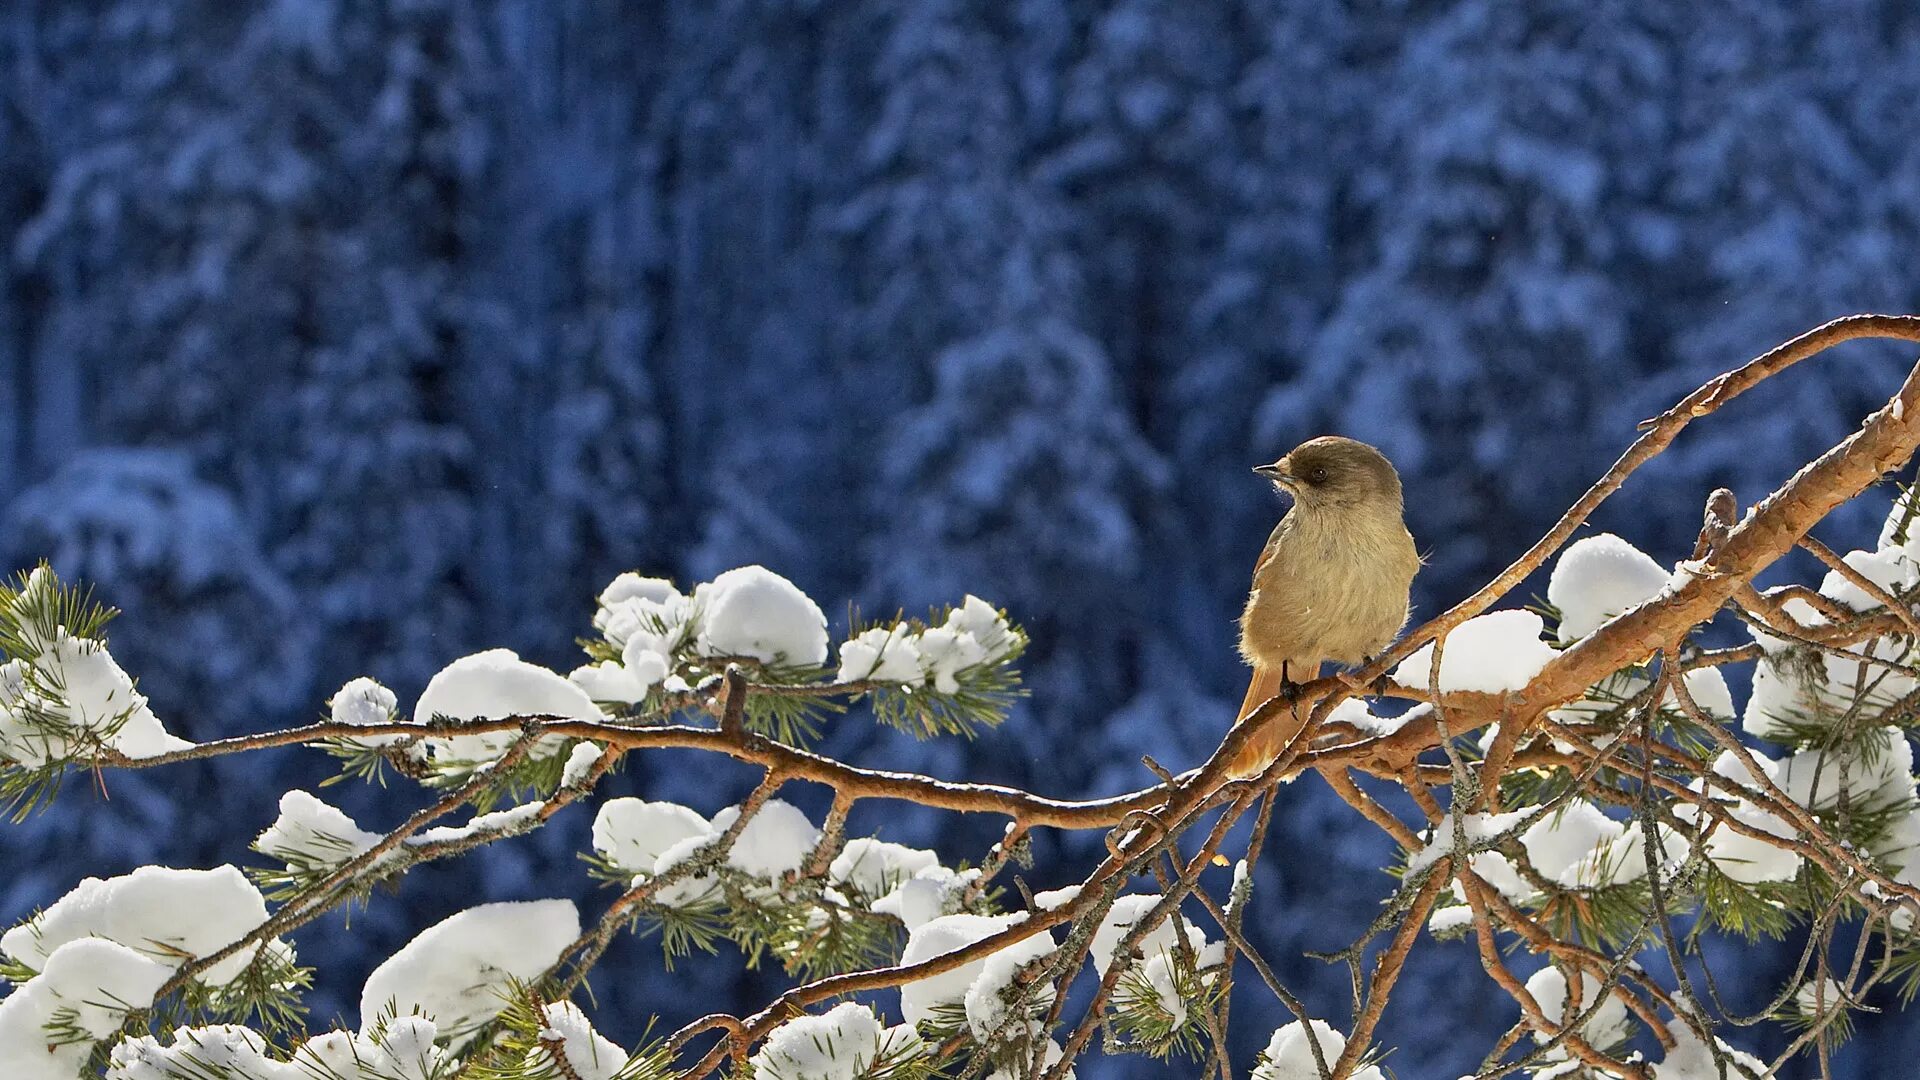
1254,435,1404,512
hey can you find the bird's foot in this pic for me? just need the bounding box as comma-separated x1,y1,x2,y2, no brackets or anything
1360,655,1393,695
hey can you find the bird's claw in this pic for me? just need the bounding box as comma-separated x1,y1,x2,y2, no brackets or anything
1360,655,1393,695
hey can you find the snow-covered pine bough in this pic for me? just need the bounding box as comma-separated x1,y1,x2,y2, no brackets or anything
7,314,1920,1079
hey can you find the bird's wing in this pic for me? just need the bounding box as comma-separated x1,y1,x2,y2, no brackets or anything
1252,517,1290,575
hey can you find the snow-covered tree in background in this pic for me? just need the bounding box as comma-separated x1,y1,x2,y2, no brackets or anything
3,0,488,705
8,4,1920,1076
10,318,1920,1079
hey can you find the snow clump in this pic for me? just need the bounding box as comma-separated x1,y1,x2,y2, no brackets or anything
695,566,828,667
1254,1019,1384,1080
526,1001,631,1080
3,865,270,986
1391,610,1557,694
1549,534,1672,643
749,1001,920,1080
1525,966,1631,1050
414,649,604,766
0,627,193,764
358,900,579,1044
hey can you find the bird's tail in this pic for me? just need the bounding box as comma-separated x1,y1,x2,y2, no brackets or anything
1225,657,1321,779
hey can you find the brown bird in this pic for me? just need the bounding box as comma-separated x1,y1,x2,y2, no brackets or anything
1228,436,1420,778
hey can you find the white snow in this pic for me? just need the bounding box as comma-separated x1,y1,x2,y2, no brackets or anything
1678,749,1805,885
1818,547,1918,612
1548,666,1733,746
1032,885,1082,911
945,595,1018,663
1741,648,1914,742
568,639,670,705
749,1001,896,1080
916,626,989,694
410,801,546,846
1525,966,1630,1048
529,1001,630,1080
1671,667,1735,721
963,928,1057,1040
1087,894,1191,976
594,575,687,652
415,648,605,765
1254,1019,1383,1080
255,790,382,869
1411,810,1530,875
821,834,975,926
1779,729,1916,815
1743,594,1828,654
1700,799,1803,885
637,799,825,899
1133,946,1204,1026
592,798,712,874
1391,610,1557,694
871,866,979,930
649,833,724,908
1574,822,1687,890
598,572,680,612
829,837,943,897
1451,844,1531,905
0,632,193,765
1323,696,1404,736
1549,534,1672,643
358,899,579,1043
1442,802,1649,905
1877,802,1920,870
878,1024,925,1067
598,587,693,657
1879,806,1920,931
108,1025,297,1080
291,1017,453,1080
1741,658,1814,741
329,676,403,747
835,623,925,684
1546,670,1642,731
3,865,269,986
561,739,604,786
710,798,820,879
823,597,1021,694
1794,977,1846,1019
1650,1025,1765,1079
1521,801,1627,889
896,912,1023,1026
1880,489,1920,557
694,566,828,667
1227,860,1254,915
1195,939,1226,970
1,938,175,1080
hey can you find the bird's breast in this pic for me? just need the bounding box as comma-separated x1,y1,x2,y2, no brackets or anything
1240,508,1417,668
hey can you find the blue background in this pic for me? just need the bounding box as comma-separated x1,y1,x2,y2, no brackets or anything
3,2,1920,1074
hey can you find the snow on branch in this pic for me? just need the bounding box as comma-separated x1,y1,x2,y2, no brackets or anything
8,315,1920,1078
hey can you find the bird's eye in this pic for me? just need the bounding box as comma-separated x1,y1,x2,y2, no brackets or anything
1310,466,1329,484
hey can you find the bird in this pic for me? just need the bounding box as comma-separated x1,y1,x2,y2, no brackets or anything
1227,435,1421,778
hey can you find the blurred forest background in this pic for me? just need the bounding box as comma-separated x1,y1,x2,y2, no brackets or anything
4,2,1920,1075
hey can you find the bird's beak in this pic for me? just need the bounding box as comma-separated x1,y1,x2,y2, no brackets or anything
1253,462,1294,487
